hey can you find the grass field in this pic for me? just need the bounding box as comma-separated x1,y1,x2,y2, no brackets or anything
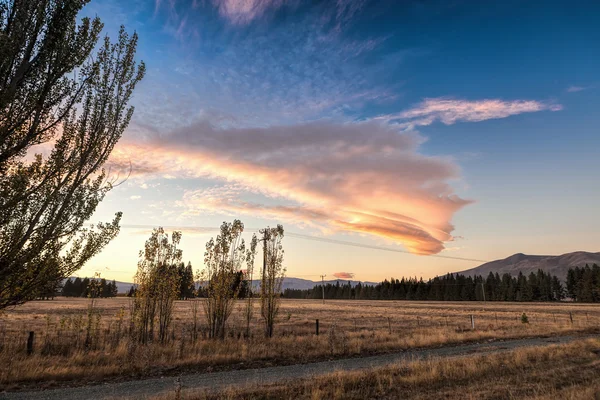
1,297,600,390
178,338,600,400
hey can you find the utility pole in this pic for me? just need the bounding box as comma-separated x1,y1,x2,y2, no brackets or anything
320,274,326,304
481,282,486,302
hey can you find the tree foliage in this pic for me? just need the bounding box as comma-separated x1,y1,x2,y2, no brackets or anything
566,264,600,302
178,261,195,300
0,0,145,309
260,225,285,338
285,269,566,302
62,276,117,297
133,228,182,344
201,220,257,339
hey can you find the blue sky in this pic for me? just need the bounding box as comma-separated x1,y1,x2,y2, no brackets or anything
79,0,600,282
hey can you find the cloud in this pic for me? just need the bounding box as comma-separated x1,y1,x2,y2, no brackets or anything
130,195,142,200
209,0,366,27
566,85,593,93
333,272,355,279
376,98,562,128
135,0,401,131
211,0,290,25
109,119,472,255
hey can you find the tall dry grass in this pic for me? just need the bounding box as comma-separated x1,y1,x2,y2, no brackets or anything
1,298,600,389
171,338,600,400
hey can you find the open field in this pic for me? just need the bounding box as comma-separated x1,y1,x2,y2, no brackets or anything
187,338,600,400
1,298,600,391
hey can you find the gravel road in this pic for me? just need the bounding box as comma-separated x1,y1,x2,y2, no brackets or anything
0,334,590,400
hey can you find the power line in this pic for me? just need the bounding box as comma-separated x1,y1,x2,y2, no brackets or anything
116,224,488,264
285,232,488,263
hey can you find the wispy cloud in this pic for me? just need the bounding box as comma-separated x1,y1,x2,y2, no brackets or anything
566,85,593,93
376,98,562,128
130,195,142,200
211,0,291,25
109,119,471,255
134,0,401,130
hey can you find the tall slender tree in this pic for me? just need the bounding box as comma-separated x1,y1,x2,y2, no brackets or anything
0,0,145,309
201,220,257,339
133,228,182,344
260,225,285,338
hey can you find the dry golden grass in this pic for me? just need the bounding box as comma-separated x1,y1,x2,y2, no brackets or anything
1,298,600,389
169,338,600,400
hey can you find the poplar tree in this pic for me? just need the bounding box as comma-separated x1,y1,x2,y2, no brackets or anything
0,0,145,309
201,220,257,339
260,225,285,338
133,228,183,344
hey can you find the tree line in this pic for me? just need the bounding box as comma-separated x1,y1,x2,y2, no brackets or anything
284,268,598,302
62,277,118,298
566,264,600,302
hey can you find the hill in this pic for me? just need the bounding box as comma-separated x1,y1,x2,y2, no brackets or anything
456,251,600,281
70,277,376,294
251,277,377,291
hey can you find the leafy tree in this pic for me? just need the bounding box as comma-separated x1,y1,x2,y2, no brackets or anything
260,225,285,338
0,0,145,309
133,228,183,344
201,220,257,339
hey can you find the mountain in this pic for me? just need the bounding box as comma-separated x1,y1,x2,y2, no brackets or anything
456,251,600,281
68,277,376,294
65,278,133,294
251,277,377,291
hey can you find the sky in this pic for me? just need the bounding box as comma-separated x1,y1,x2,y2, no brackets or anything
77,0,600,283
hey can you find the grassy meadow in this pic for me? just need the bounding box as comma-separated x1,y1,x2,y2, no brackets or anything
1,297,600,390
181,338,600,400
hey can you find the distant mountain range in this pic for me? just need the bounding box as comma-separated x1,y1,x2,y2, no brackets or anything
456,251,600,281
75,251,600,294
253,277,378,291
71,277,377,294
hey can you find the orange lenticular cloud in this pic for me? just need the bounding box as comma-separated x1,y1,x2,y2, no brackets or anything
333,272,355,279
108,119,472,255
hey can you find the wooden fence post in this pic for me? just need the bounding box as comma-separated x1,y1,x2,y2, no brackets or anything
27,331,34,355
569,312,574,324
316,319,319,336
470,315,475,330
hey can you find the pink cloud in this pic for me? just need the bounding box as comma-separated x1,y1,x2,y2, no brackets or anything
377,97,562,127
333,272,355,279
109,119,471,255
